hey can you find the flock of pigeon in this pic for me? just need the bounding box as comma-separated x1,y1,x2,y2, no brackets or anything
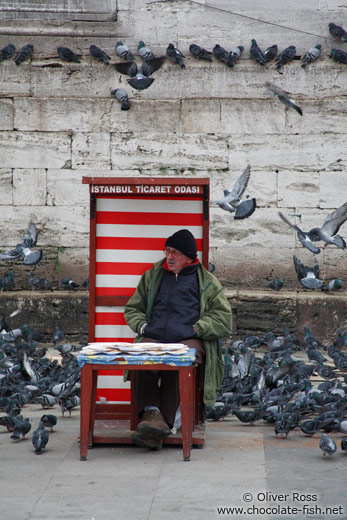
208,326,347,457
0,312,81,454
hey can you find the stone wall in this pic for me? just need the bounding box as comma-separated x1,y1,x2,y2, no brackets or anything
0,1,346,334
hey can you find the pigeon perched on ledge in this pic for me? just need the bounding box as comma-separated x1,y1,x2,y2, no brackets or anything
329,22,347,42
301,44,321,68
189,43,213,61
166,43,185,68
57,46,81,63
89,45,110,65
14,44,34,66
275,45,296,71
0,43,16,62
116,41,134,62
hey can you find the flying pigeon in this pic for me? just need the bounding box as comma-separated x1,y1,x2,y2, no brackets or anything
166,43,185,68
89,45,110,65
57,46,81,63
0,222,42,265
111,88,131,111
114,57,165,90
215,165,256,219
307,202,347,250
265,82,302,116
138,41,155,60
293,256,323,290
275,45,296,71
250,39,266,65
301,44,321,68
189,43,213,61
330,48,347,64
32,421,49,453
14,44,34,66
0,43,16,62
329,22,347,42
278,212,320,253
319,433,337,456
263,44,278,62
230,45,244,65
212,44,233,67
116,41,134,61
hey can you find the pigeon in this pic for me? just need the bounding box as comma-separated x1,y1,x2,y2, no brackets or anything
166,43,185,68
116,41,134,61
0,222,42,265
0,270,15,291
83,277,89,289
319,433,337,456
57,46,81,63
0,43,16,62
275,45,296,71
212,44,233,67
329,22,347,42
250,39,266,65
215,165,256,219
52,325,64,344
0,308,20,334
301,44,321,68
278,212,320,254
230,45,244,65
206,401,231,421
263,44,278,62
189,43,213,61
293,256,323,290
60,277,79,290
232,408,263,424
89,45,110,65
59,396,80,417
111,88,131,111
208,261,215,273
341,438,347,453
36,394,57,409
32,421,49,453
114,57,165,90
265,82,302,116
40,414,57,431
138,41,155,60
306,203,347,250
329,48,347,64
10,417,31,440
269,278,284,291
14,44,34,66
321,278,343,292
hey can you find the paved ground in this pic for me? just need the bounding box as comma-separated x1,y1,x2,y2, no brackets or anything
1,401,346,520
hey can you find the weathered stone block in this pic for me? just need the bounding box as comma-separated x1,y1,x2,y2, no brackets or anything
111,100,181,134
0,62,30,96
0,99,14,130
0,169,12,205
110,133,229,169
320,171,347,208
221,100,285,134
72,132,111,169
0,131,71,168
14,98,112,132
278,170,320,207
31,63,93,98
13,169,47,206
182,99,221,134
228,134,347,171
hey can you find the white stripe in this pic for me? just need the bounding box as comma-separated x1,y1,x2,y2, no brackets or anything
97,198,203,213
96,250,163,263
97,376,130,389
95,306,126,313
96,223,203,239
95,324,136,338
96,274,141,288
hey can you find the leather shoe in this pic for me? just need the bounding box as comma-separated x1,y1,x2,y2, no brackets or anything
137,409,171,440
131,431,162,450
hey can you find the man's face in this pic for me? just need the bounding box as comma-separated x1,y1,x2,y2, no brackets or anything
164,247,193,274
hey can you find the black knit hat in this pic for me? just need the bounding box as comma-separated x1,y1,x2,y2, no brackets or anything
165,229,197,259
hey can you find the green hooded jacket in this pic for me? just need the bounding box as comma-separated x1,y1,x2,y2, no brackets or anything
124,258,232,404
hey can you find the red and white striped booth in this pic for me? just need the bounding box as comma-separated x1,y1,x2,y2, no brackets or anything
82,177,210,407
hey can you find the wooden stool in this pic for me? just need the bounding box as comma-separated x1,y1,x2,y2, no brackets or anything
79,354,205,461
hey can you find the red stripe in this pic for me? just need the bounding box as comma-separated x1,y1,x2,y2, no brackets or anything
96,237,203,250
96,211,203,226
96,388,130,401
96,262,154,275
95,287,136,297
95,313,128,325
98,369,124,376
95,336,135,342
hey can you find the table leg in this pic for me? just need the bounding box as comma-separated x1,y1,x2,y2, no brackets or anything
179,366,193,461
80,364,93,461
